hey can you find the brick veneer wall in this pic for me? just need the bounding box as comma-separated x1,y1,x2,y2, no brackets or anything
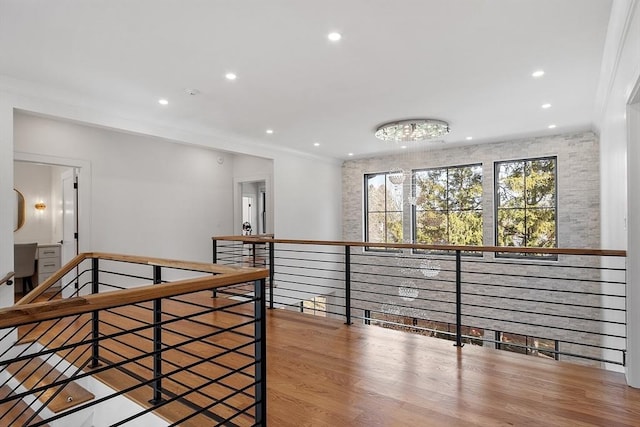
341,131,616,365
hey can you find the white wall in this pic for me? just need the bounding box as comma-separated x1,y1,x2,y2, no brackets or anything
14,112,234,263
273,153,342,240
9,109,343,261
0,100,14,309
231,150,343,240
597,0,640,386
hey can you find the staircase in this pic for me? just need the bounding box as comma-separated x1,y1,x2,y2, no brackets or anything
0,384,48,427
7,357,94,413
1,351,95,426
0,252,269,426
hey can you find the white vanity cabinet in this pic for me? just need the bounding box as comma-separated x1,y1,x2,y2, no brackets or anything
37,244,61,286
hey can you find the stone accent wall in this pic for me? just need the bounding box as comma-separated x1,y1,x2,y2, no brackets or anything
341,132,619,366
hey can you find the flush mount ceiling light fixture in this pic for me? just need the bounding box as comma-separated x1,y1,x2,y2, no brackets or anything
374,119,450,142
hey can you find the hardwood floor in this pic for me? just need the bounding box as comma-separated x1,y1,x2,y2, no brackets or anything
12,291,640,426
262,309,639,427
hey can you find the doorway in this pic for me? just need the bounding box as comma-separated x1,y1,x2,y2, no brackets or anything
13,153,90,300
234,176,271,236
241,181,266,235
13,162,77,251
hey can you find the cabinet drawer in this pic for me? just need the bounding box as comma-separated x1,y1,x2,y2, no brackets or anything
38,258,61,274
38,246,61,259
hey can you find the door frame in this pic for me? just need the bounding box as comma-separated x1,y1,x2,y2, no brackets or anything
14,152,91,254
233,174,272,236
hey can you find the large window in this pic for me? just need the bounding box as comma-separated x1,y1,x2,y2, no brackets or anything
365,173,403,244
495,157,556,253
413,164,483,245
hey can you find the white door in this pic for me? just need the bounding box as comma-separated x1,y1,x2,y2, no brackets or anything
61,169,78,297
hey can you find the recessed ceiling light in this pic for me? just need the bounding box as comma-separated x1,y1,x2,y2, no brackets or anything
532,70,545,78
328,32,342,42
465,136,473,141
313,142,320,147
542,103,552,109
348,153,354,156
400,145,407,149
548,124,557,129
225,73,237,80
158,99,169,105
266,129,274,134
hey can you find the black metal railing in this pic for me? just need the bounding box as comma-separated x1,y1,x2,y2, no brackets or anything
0,253,268,426
213,236,626,367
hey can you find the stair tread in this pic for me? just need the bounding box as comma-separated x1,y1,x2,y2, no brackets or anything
7,357,95,413
0,384,49,426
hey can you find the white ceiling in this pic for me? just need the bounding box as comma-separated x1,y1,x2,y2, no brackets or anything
0,0,613,159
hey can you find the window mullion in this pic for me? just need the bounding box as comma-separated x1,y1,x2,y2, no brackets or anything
523,161,528,247
384,174,388,243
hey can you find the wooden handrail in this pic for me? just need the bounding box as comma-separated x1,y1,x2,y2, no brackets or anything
17,252,265,306
85,252,264,273
0,267,268,329
0,271,14,286
211,235,626,257
18,253,88,305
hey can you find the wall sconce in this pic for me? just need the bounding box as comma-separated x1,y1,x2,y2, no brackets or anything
34,202,47,211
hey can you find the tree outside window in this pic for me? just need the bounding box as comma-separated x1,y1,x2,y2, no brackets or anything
365,173,403,244
413,164,483,246
495,157,556,256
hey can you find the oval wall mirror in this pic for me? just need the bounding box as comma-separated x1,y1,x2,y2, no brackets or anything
14,188,25,231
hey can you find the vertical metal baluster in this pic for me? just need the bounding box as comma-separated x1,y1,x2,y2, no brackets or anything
454,250,464,347
254,278,267,425
268,241,275,309
90,258,100,368
345,245,351,325
150,265,163,404
212,239,218,298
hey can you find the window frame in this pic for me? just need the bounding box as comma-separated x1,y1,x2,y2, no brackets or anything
411,163,483,254
494,156,558,259
363,171,404,251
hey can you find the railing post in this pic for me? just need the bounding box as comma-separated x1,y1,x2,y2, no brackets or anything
212,239,217,298
252,242,257,266
90,258,100,368
150,265,163,404
345,245,351,325
254,278,267,425
454,250,464,347
364,309,371,325
268,241,274,309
